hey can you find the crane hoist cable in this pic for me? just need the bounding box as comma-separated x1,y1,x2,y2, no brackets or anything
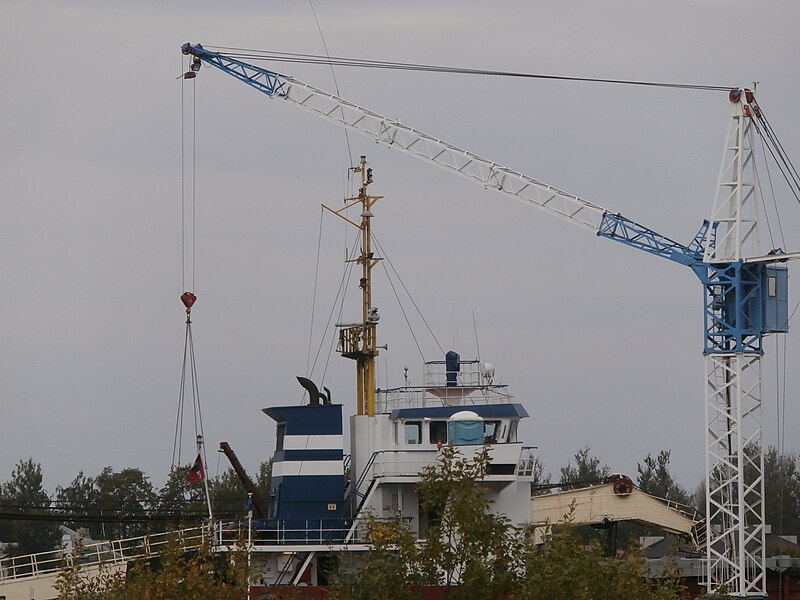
302,2,358,392
752,114,800,205
174,72,212,519
308,0,353,166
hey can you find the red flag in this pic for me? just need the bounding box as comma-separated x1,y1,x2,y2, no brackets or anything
188,453,205,483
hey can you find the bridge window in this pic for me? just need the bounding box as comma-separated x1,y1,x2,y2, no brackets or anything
275,424,285,451
429,421,448,444
484,420,501,443
404,421,422,444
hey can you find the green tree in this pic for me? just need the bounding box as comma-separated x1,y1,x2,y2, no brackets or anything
417,445,520,598
154,465,209,527
763,446,800,541
334,446,684,599
55,536,247,600
0,458,61,556
211,468,248,516
333,445,520,599
559,446,610,490
331,512,424,600
55,471,102,538
255,458,273,506
211,459,272,518
530,455,553,497
636,450,692,507
518,521,682,600
94,467,155,539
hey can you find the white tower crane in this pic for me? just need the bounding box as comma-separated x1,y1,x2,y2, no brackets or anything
181,43,798,597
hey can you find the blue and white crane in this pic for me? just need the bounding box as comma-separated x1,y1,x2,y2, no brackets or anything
181,42,798,597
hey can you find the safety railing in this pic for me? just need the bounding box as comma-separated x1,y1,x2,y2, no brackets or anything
213,520,352,546
376,385,512,413
0,526,206,583
516,447,539,477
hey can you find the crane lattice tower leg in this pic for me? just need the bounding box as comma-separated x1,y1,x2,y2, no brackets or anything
703,89,766,598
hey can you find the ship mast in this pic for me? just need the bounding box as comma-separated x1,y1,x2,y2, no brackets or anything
336,156,383,416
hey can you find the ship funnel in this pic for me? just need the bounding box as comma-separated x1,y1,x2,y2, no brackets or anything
296,376,330,405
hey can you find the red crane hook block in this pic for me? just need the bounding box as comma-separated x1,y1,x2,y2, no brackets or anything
181,292,197,310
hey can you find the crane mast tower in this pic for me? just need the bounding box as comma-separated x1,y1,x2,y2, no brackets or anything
701,89,785,595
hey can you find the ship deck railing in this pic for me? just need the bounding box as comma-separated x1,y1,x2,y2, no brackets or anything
213,520,354,547
517,447,539,477
0,526,206,583
376,358,513,412
421,359,491,387
376,384,512,413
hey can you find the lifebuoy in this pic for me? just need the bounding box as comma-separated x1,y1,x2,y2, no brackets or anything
611,475,634,497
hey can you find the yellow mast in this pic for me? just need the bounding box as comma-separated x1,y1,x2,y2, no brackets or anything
331,156,382,416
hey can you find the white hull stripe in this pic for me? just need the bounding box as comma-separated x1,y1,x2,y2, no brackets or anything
272,460,344,477
282,434,343,450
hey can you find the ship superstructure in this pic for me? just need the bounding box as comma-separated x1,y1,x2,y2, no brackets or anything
209,158,692,590
209,157,543,587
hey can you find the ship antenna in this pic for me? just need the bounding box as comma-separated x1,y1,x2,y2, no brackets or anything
472,310,481,364
324,155,383,416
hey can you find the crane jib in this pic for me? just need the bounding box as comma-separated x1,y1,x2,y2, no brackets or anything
181,42,791,353
182,42,707,269
596,212,701,266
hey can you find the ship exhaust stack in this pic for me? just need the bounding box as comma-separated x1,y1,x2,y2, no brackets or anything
296,376,331,405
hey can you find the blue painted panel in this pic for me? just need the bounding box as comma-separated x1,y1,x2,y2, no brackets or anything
276,475,344,500
263,404,343,435
277,501,345,522
701,262,765,354
282,449,344,461
445,351,460,387
763,265,789,333
273,474,345,525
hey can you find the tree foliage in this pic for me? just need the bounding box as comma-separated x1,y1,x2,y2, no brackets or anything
330,512,425,600
636,450,692,507
255,457,273,506
529,454,552,497
55,536,247,600
416,445,518,597
763,446,800,541
0,458,61,556
211,458,272,518
94,467,156,539
56,471,102,537
334,445,684,599
518,522,682,600
211,468,249,515
559,446,610,491
55,467,156,540
154,465,209,526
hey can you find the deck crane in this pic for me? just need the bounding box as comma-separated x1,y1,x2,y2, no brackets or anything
181,43,797,597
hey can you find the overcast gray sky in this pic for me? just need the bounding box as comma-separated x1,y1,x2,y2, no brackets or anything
2,1,799,496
